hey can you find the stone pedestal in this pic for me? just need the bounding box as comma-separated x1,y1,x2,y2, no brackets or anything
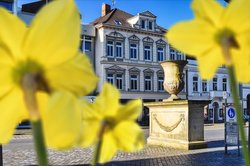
144,100,208,150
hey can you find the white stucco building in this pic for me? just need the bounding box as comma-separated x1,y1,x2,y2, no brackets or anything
91,4,186,103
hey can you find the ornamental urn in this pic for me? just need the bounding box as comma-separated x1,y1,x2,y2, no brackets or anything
160,60,187,101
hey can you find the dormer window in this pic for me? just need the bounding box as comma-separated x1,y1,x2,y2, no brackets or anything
148,21,153,30
114,20,122,25
141,20,146,29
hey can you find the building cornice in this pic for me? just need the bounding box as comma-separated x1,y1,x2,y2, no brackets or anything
95,23,165,38
100,59,163,68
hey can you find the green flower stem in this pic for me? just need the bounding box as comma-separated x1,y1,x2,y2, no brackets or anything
22,74,48,166
31,120,48,166
92,122,106,166
228,66,249,165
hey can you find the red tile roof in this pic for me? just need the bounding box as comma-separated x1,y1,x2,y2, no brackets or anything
92,8,133,29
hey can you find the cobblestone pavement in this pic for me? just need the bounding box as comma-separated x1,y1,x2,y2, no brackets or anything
2,126,245,166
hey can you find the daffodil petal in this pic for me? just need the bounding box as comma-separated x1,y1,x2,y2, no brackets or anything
232,50,250,83
80,100,101,147
192,0,224,27
95,83,120,117
99,131,117,163
0,88,28,144
224,0,250,33
167,20,215,56
23,0,80,68
41,92,81,149
0,8,26,62
113,121,144,152
0,66,15,98
117,99,142,121
196,47,224,80
45,53,98,96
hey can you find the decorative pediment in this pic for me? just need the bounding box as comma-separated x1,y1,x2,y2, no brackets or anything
157,70,164,75
156,39,167,45
128,35,140,41
106,65,125,74
107,31,125,39
143,68,154,74
139,11,156,18
143,36,154,43
129,67,140,74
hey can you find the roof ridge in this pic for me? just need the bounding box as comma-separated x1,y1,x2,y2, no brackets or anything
103,8,117,23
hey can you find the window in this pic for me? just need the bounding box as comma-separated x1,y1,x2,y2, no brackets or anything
130,44,138,59
115,42,122,58
107,73,124,90
114,20,122,25
116,74,123,90
144,45,151,61
148,21,153,30
158,76,164,91
141,20,146,29
83,36,92,52
202,80,207,92
130,75,138,91
223,78,227,91
107,41,114,57
213,77,217,91
176,51,182,60
157,47,164,62
193,76,198,92
107,74,114,84
145,75,152,91
170,47,176,60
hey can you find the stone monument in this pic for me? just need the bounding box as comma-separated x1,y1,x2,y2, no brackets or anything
144,60,208,150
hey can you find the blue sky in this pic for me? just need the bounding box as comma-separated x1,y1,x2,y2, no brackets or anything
18,0,227,29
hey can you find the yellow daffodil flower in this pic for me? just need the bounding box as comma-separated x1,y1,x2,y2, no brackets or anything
0,0,98,148
166,0,250,82
80,83,144,163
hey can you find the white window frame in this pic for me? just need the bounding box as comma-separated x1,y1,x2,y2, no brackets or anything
141,19,146,29
107,41,114,57
158,76,164,92
170,47,176,60
157,47,164,62
115,42,123,58
145,75,153,91
193,76,198,92
213,77,218,91
202,80,207,92
148,21,153,30
83,36,92,52
144,45,151,61
176,51,182,60
130,75,138,91
130,43,138,60
116,74,123,90
107,74,114,84
222,78,227,91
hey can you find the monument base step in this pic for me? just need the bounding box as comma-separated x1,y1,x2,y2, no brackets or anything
147,137,207,150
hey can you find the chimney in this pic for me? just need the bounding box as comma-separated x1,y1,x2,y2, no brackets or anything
102,3,111,16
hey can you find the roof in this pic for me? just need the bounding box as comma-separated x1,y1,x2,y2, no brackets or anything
21,0,51,14
91,8,166,34
0,0,13,3
92,8,134,29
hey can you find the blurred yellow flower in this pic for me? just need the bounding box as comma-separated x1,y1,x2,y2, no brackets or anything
0,0,98,148
166,0,250,82
80,83,144,163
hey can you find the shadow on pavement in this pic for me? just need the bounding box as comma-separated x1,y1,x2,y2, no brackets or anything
70,149,243,166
